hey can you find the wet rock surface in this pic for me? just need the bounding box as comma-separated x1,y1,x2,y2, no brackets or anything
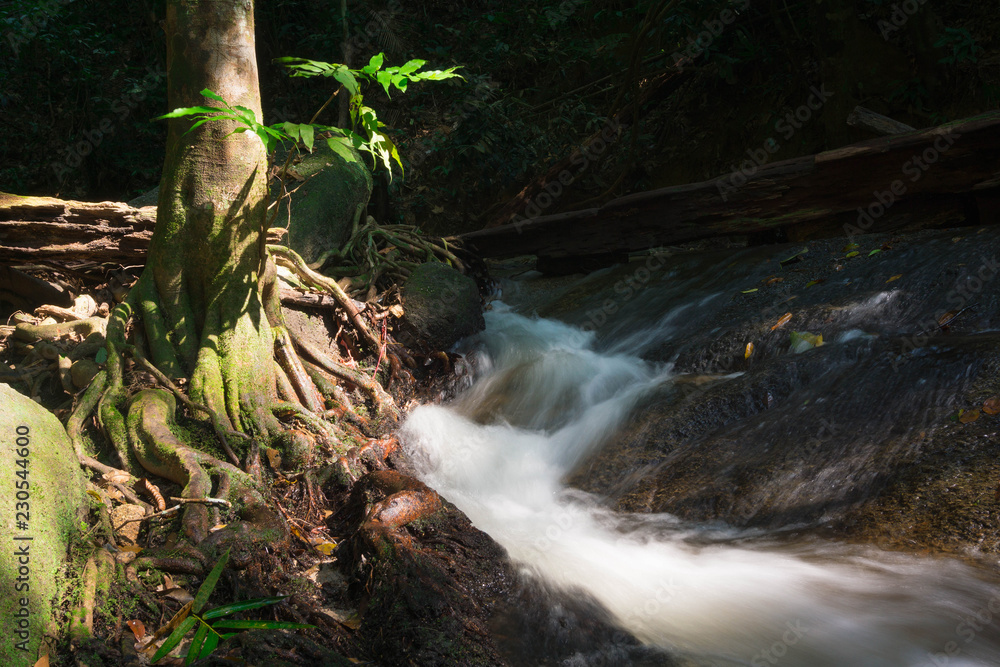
499,226,1000,558
398,262,485,351
329,459,673,666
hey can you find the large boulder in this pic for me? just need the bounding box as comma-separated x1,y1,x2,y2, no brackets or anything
273,142,373,265
396,262,484,351
0,384,87,666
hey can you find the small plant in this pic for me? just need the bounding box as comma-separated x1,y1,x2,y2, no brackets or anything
935,27,980,65
155,53,461,176
150,549,311,665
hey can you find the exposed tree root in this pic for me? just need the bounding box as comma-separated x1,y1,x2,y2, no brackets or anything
290,330,397,420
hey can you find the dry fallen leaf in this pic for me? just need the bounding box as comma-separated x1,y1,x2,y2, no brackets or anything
388,304,404,318
960,409,980,424
771,313,792,330
126,619,146,641
314,541,337,556
762,276,783,285
103,470,131,485
983,397,1000,415
33,655,49,667
745,342,754,359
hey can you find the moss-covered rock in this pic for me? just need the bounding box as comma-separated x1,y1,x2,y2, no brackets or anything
397,262,484,351
273,142,373,264
0,384,87,666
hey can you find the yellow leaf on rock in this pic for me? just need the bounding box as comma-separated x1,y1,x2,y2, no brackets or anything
886,274,902,283
771,313,792,330
315,541,337,556
745,342,754,359
960,409,980,424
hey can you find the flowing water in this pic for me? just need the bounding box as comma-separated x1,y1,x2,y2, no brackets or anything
400,233,1000,666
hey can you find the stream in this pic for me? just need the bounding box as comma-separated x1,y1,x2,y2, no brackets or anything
400,229,1000,666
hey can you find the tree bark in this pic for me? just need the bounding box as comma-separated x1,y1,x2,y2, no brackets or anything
149,0,274,430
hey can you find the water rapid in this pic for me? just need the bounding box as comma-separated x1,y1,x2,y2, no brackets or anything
401,291,1000,666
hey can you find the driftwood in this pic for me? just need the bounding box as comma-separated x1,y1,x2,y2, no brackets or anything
847,105,916,136
0,193,155,263
460,111,1000,261
0,193,285,267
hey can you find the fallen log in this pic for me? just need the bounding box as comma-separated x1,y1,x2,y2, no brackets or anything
0,193,155,263
461,111,1000,262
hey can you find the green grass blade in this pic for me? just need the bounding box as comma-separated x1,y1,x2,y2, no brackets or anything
211,620,315,630
151,616,197,664
184,622,209,666
203,596,288,620
193,549,229,614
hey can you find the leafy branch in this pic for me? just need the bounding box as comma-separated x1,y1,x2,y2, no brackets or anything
150,549,312,665
154,53,462,175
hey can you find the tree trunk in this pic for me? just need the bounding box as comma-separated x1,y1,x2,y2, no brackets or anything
149,0,274,431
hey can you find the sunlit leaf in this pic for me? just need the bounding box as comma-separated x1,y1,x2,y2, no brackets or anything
126,619,145,641
744,342,754,359
200,89,226,103
771,313,792,330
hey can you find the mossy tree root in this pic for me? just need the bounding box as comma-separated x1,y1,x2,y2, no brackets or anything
126,388,267,544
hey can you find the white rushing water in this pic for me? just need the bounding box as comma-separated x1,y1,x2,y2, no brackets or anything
400,303,1000,666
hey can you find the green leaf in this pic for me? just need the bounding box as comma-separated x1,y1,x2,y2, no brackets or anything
200,89,225,103
868,248,882,256
152,616,197,663
326,136,357,162
376,70,392,96
95,348,107,364
194,549,229,614
332,67,359,95
366,52,384,73
154,105,220,120
199,631,220,660
211,620,314,630
300,124,314,152
185,622,209,666
203,596,289,620
399,59,426,75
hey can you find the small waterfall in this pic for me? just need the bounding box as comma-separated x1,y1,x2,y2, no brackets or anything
401,302,1000,666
